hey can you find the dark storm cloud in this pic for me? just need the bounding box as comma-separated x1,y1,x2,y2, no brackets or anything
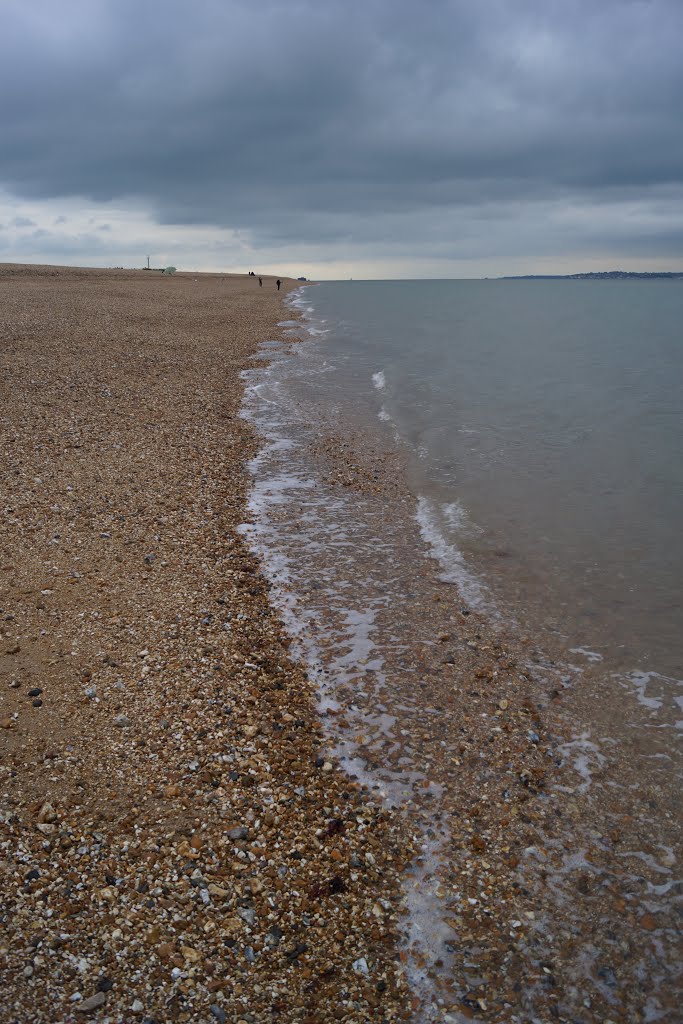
1,0,682,257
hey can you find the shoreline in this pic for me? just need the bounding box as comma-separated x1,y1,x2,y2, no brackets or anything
241,290,682,1022
0,266,412,1023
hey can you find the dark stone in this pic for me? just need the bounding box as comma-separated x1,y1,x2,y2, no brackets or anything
25,869,40,882
28,688,43,697
96,977,114,993
226,826,248,840
286,942,308,962
597,966,617,987
32,700,43,708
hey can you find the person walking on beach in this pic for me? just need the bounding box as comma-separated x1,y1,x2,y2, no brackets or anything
276,279,281,291
258,276,262,286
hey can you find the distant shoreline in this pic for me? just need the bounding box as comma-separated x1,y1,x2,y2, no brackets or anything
501,270,683,280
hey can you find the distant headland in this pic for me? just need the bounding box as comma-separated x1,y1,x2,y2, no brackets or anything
501,270,683,280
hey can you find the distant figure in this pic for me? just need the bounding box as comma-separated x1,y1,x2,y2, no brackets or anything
258,277,263,287
276,279,282,291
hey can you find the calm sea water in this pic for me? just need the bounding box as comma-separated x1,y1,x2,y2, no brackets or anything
295,279,683,681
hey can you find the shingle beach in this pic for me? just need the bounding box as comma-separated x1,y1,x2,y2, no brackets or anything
0,266,411,1023
1,265,680,1024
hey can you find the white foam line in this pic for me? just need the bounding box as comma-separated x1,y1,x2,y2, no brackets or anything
239,341,463,1020
568,647,604,663
415,495,488,610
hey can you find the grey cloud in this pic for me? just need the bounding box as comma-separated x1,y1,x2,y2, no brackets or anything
0,225,133,263
0,0,682,263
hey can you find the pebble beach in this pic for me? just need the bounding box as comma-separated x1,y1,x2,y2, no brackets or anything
1,265,680,1024
0,266,411,1023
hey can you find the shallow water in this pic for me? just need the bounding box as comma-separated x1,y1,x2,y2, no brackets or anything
304,280,683,679
239,285,682,1022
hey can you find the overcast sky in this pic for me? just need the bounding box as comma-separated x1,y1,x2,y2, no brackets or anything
1,0,682,278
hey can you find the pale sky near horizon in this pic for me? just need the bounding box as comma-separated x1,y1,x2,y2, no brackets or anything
1,0,682,279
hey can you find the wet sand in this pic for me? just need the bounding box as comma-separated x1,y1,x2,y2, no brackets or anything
0,266,412,1023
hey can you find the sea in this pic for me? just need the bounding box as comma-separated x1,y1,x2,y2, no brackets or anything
240,280,682,1022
